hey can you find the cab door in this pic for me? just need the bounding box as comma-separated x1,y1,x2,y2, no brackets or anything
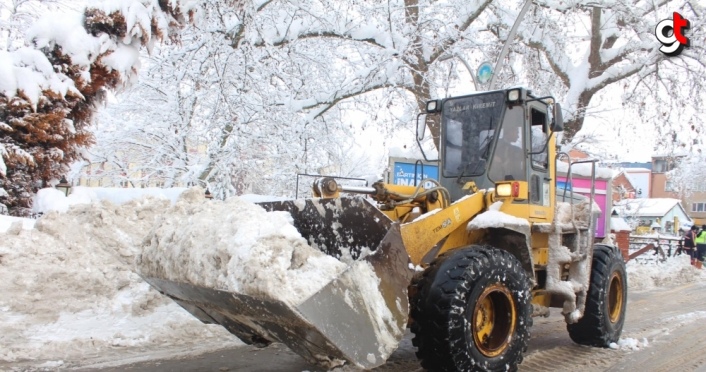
527,103,552,221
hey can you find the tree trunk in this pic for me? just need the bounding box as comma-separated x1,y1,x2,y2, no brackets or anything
402,0,440,149
562,90,594,143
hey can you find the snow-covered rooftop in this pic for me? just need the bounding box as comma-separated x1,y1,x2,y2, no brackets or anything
623,168,651,173
613,198,688,218
611,217,632,232
620,172,638,187
557,161,613,179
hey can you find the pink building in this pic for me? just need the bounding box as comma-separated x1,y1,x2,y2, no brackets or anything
557,163,613,239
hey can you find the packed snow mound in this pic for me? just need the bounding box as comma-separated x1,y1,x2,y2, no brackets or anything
32,186,187,214
0,195,240,364
137,188,406,364
627,255,706,291
0,214,35,233
467,201,530,233
138,187,348,306
609,337,649,351
555,199,600,227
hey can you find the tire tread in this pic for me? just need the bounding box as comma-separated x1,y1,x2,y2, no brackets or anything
567,244,628,346
410,246,532,372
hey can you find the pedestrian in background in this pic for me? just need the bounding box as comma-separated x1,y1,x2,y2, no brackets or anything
684,225,698,264
696,225,706,265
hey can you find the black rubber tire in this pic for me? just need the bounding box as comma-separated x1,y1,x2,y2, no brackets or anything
567,244,628,346
410,245,532,372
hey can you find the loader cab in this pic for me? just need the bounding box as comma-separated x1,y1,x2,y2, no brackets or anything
425,88,560,220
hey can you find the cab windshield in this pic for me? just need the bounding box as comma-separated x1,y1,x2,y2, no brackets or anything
442,92,505,177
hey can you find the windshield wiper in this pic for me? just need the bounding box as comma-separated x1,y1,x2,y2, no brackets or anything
457,162,482,183
479,116,495,160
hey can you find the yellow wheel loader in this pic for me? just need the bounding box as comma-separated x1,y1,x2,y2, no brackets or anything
140,87,627,371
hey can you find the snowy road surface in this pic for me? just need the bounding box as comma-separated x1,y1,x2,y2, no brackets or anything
22,280,706,372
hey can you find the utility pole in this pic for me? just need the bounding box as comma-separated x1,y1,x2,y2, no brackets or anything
488,0,533,90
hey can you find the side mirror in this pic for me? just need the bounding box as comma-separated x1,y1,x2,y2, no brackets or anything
416,113,427,141
552,102,564,132
415,113,439,163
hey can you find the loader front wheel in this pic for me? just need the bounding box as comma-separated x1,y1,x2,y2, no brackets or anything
567,244,627,346
410,245,532,372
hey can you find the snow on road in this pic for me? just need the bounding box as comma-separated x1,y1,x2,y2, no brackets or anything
626,253,706,291
1,186,705,370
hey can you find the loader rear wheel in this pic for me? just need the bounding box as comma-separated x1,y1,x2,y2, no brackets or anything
410,245,532,372
567,244,627,346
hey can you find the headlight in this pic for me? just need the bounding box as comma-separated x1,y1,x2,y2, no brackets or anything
496,183,512,197
496,182,519,197
507,89,521,102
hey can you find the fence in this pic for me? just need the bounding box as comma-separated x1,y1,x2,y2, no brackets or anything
627,234,684,263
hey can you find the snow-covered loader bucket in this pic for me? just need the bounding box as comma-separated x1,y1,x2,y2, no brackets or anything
140,197,414,369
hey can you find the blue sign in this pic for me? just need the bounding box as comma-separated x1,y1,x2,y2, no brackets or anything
557,180,572,192
392,162,439,188
477,62,494,84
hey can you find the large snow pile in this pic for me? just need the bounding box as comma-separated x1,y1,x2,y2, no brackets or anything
627,254,706,291
0,191,239,365
1,186,405,368
138,188,348,306
32,186,187,214
138,188,405,363
0,214,35,233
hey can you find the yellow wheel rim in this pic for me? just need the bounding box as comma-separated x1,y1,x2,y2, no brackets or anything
608,271,624,323
471,284,516,358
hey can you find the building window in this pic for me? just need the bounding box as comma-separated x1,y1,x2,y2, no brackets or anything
653,158,677,173
665,180,676,192
692,203,706,213
639,219,652,227
654,160,666,173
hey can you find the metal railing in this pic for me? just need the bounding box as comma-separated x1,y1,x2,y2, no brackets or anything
554,152,598,236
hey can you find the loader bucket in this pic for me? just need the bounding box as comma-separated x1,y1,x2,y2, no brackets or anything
141,197,414,369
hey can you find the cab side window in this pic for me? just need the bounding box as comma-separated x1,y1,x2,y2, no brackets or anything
530,108,548,170
488,106,526,182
